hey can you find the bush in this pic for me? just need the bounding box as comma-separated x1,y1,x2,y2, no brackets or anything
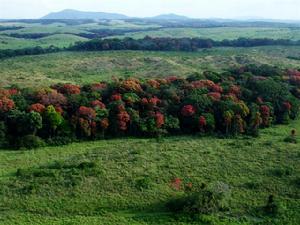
263,195,282,216
270,166,293,177
77,161,96,169
166,182,230,215
284,129,297,143
46,136,74,146
135,176,152,191
165,115,180,132
16,135,45,149
284,135,297,144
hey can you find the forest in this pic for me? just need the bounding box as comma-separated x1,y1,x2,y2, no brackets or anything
71,37,300,51
1,65,300,149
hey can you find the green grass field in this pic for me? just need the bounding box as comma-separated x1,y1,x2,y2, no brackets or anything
110,27,300,40
1,21,300,50
0,21,160,49
0,113,299,224
0,22,93,49
0,34,88,49
0,46,300,87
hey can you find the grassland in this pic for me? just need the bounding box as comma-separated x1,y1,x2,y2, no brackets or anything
0,22,93,49
0,112,299,224
0,21,160,49
0,34,88,49
111,27,300,40
1,21,300,50
0,46,300,87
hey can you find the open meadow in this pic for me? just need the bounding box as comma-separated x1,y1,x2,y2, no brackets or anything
1,46,300,87
110,27,300,40
0,116,299,225
1,20,300,49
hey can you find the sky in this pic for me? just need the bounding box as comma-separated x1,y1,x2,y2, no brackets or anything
0,0,300,20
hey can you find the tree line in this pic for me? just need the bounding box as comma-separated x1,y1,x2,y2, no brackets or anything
0,26,24,32
0,46,61,59
1,37,300,59
70,37,300,51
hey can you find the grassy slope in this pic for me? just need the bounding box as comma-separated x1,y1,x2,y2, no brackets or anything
0,22,92,49
111,27,300,40
0,21,159,50
0,46,300,87
0,34,88,49
0,116,299,224
1,24,300,50
0,23,90,35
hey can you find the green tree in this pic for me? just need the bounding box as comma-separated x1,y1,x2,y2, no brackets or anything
27,111,42,135
44,105,63,136
0,121,7,147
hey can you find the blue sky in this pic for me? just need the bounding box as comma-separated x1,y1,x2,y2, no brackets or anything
0,0,299,20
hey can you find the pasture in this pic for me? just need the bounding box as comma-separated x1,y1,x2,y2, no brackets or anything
1,46,300,87
0,116,299,225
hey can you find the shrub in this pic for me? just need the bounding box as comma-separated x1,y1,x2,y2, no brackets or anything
16,135,45,149
135,176,152,191
293,177,300,188
263,195,282,216
284,129,297,143
284,135,297,144
77,161,96,169
166,182,230,215
270,166,293,177
165,115,180,132
47,136,74,146
139,116,163,137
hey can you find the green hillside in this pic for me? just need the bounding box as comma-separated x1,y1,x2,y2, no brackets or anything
111,27,300,41
0,34,88,49
1,46,300,87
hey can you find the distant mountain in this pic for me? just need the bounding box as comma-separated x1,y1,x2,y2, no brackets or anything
41,10,191,21
40,10,300,24
42,9,128,20
149,13,190,20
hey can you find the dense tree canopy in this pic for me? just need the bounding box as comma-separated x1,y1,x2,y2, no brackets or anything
0,65,299,149
71,37,300,52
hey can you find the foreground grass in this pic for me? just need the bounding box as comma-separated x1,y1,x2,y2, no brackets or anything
1,46,300,88
0,118,299,224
